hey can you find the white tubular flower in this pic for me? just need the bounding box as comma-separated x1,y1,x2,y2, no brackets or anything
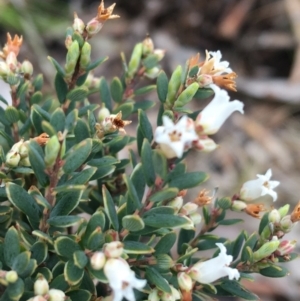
208,50,232,75
240,169,280,202
189,243,240,284
195,84,244,135
154,116,198,159
104,258,147,301
161,286,181,301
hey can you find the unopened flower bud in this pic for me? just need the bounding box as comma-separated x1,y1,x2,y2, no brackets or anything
86,18,103,37
280,215,293,232
5,271,18,283
11,139,24,153
48,289,65,301
180,202,198,215
145,67,160,79
19,141,29,158
104,241,124,258
73,13,85,34
0,61,10,76
278,204,290,218
181,216,195,230
148,288,160,301
21,60,33,76
269,209,281,223
128,43,143,78
153,49,165,61
19,156,31,167
79,42,92,70
142,36,154,55
6,52,18,71
231,200,247,212
5,151,21,167
197,74,213,88
98,106,110,122
189,212,202,225
31,296,47,301
167,196,183,213
90,252,106,270
178,272,193,291
34,275,49,296
275,240,297,256
161,286,181,301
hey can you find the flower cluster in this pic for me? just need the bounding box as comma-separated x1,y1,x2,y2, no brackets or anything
154,84,244,158
5,133,49,168
90,242,146,301
186,50,237,91
29,275,65,301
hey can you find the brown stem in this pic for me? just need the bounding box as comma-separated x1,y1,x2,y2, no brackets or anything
190,208,222,247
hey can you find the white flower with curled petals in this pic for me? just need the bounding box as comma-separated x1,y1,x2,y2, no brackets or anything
208,50,232,75
104,258,146,301
189,243,240,284
195,84,244,135
155,116,198,159
240,169,280,202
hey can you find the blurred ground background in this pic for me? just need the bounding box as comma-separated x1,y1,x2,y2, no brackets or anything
1,0,300,300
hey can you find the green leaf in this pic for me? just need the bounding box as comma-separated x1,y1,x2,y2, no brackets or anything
7,278,24,300
122,215,145,232
67,289,92,301
54,237,82,259
138,109,153,142
30,91,43,105
48,216,83,227
110,77,124,103
134,85,156,96
155,232,176,255
145,267,171,293
259,212,269,235
50,108,65,132
150,188,179,203
152,150,168,180
90,165,116,181
143,55,159,69
63,138,92,173
99,77,112,111
48,56,65,76
74,251,88,269
168,171,208,190
259,264,289,277
86,228,105,251
112,102,134,119
64,259,84,286
67,87,89,102
55,72,68,103
143,214,190,228
102,185,119,230
194,88,214,99
31,241,48,265
4,226,20,267
220,280,259,300
65,108,78,132
50,191,83,217
217,197,232,210
28,141,49,187
65,168,97,185
6,183,41,229
196,235,227,251
33,74,44,91
74,119,90,143
124,175,142,214
123,241,154,254
19,259,37,278
177,229,195,254
141,139,156,187
157,71,168,103
174,82,199,107
12,251,30,274
166,65,182,105
218,219,244,226
232,231,246,260
130,163,146,202
76,72,89,86
5,106,20,124
86,56,108,71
